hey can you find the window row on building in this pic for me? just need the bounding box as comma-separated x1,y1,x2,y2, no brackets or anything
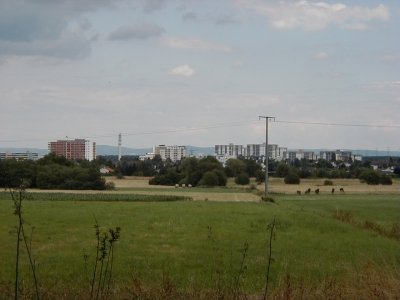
0,152,39,161
287,150,361,162
140,145,187,162
214,143,362,163
48,139,96,161
214,143,288,164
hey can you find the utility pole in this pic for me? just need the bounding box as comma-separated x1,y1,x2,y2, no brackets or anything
118,133,122,161
259,116,275,198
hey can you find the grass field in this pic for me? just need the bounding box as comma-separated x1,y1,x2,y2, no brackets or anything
0,178,399,299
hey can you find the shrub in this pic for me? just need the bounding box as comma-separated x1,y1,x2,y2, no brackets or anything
105,181,116,190
358,169,380,185
324,179,333,186
255,169,265,183
198,171,219,186
380,175,393,185
213,169,227,186
235,173,250,185
284,172,300,184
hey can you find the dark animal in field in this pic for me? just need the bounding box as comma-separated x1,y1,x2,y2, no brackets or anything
340,188,345,193
297,190,301,195
305,188,311,194
331,188,335,194
315,188,320,194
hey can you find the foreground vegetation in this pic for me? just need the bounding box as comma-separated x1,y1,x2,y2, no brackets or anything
0,190,399,299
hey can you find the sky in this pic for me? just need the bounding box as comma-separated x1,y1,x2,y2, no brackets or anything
0,0,399,151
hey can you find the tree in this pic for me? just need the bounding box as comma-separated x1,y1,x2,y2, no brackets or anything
235,173,250,185
358,169,380,185
380,175,393,185
275,162,290,177
198,171,219,186
255,169,265,183
224,159,246,177
284,172,300,184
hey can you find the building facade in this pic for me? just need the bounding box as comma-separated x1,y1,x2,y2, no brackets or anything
48,139,96,161
215,143,287,163
153,145,187,162
0,152,39,160
320,150,353,162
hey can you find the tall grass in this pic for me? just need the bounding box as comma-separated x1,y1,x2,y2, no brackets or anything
0,192,192,202
0,193,399,298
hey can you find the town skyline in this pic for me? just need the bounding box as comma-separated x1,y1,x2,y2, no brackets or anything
0,1,399,150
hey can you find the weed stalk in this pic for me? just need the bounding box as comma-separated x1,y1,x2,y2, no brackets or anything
263,217,276,300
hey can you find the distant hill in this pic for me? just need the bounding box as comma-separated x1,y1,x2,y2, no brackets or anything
96,145,215,156
296,149,400,158
96,145,151,156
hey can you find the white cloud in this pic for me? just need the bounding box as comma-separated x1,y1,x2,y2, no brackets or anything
108,24,164,40
382,52,400,63
163,37,232,52
169,64,195,77
315,51,329,60
366,81,400,90
238,1,389,31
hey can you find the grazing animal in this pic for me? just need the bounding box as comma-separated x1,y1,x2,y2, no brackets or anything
340,188,345,193
297,190,301,195
315,188,320,194
305,188,311,194
331,188,335,194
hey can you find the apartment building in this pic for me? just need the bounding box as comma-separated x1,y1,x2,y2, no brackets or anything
48,139,96,161
0,152,39,161
288,150,317,161
153,145,186,162
320,150,353,162
215,143,286,163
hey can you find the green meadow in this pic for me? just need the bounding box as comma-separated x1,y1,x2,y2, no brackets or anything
0,190,399,298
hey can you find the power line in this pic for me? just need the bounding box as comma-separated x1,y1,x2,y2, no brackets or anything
274,120,400,128
0,119,398,144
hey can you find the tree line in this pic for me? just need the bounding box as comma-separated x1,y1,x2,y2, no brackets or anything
1,153,397,190
134,156,397,187
0,153,107,190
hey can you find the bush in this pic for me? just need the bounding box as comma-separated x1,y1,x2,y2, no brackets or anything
235,173,250,185
358,169,380,185
255,170,265,183
284,172,300,184
105,181,116,190
324,179,333,186
213,169,228,186
198,171,220,186
380,175,393,185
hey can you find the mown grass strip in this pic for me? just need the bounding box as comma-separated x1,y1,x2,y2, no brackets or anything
0,192,192,202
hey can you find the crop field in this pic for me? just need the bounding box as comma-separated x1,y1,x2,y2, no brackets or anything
0,178,399,299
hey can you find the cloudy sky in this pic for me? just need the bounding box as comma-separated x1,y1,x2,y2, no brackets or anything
0,0,399,151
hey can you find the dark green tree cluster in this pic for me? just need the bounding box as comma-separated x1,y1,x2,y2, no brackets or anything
358,169,393,185
0,153,106,190
149,156,227,187
114,155,163,177
224,158,262,185
272,159,394,185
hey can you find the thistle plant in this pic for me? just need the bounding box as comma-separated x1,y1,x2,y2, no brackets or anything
89,219,121,300
9,184,40,300
263,217,276,300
